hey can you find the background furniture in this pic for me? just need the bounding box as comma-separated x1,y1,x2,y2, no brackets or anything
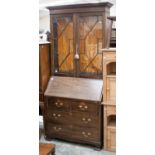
107,16,116,48
102,48,116,151
44,76,103,148
39,143,55,155
39,43,51,115
47,2,113,79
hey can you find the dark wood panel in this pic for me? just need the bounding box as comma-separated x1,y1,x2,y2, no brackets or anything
71,125,100,142
47,97,70,112
39,44,51,93
47,2,112,15
39,43,51,115
72,112,99,128
45,122,70,137
45,121,102,147
71,100,99,114
47,2,112,10
45,76,103,102
45,111,71,124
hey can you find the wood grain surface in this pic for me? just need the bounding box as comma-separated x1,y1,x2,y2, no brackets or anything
44,76,103,102
39,143,55,155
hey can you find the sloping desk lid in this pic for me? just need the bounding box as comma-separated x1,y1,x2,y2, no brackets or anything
45,76,103,102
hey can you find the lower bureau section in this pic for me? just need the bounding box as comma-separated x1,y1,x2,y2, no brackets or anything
44,77,103,148
45,121,102,148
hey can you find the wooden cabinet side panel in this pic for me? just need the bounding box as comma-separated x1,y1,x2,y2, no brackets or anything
39,44,51,93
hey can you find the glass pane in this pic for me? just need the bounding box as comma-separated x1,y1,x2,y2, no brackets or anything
79,16,103,75
53,16,74,73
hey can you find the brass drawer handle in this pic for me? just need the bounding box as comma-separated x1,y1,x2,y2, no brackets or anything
78,104,88,111
82,118,92,123
53,126,62,132
58,114,61,117
82,131,92,137
55,102,64,107
52,113,61,119
84,105,88,109
88,118,91,122
87,132,91,136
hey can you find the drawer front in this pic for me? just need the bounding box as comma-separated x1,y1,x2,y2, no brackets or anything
45,122,101,146
71,125,100,142
71,100,99,114
45,111,71,124
45,122,70,137
72,112,100,128
46,98,70,111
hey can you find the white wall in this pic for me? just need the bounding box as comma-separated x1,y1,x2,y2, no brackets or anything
39,0,116,33
39,11,50,32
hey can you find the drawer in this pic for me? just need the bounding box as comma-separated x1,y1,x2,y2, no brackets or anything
45,111,71,124
71,100,99,114
71,125,100,142
45,122,70,137
46,97,70,111
72,112,100,128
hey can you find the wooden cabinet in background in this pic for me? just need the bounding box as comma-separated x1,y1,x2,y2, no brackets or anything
103,50,116,105
47,2,113,79
102,48,116,151
39,43,51,114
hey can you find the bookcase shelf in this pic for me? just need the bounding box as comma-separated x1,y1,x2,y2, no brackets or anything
107,62,116,75
107,115,116,127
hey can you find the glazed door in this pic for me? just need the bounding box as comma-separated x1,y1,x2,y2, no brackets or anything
52,15,75,76
52,14,103,78
77,14,103,78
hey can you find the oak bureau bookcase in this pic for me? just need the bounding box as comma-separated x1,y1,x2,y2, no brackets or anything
47,2,113,79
